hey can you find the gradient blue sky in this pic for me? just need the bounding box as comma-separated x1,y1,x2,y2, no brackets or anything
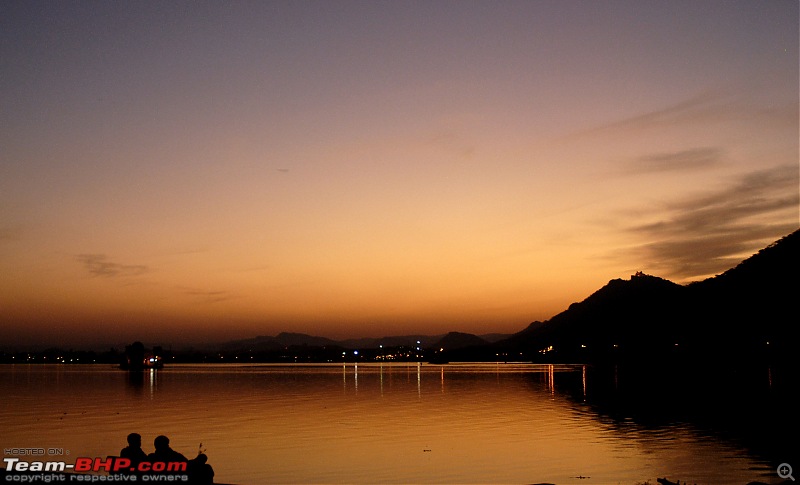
1,0,797,347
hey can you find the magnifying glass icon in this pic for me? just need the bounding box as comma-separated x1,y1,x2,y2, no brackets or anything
778,463,795,481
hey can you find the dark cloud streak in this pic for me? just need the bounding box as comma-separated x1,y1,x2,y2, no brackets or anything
571,91,797,140
0,225,23,242
626,147,724,174
181,288,234,304
574,92,724,138
622,165,799,280
77,254,148,278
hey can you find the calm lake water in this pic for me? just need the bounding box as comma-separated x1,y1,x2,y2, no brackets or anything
0,363,793,484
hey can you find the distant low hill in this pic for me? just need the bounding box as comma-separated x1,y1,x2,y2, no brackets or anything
220,332,340,351
433,331,488,350
220,331,508,353
495,229,799,363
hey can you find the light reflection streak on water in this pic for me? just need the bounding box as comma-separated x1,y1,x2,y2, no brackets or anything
582,364,587,401
417,362,421,399
148,368,156,399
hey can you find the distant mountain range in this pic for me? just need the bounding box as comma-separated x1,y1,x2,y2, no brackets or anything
221,229,798,364
219,330,506,353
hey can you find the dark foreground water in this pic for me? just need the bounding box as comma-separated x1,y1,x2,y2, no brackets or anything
0,363,794,484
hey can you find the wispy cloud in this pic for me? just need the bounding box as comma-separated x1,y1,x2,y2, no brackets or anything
624,147,724,174
181,288,234,304
619,165,799,280
424,129,476,161
570,91,723,139
0,226,22,242
570,90,797,140
77,254,148,278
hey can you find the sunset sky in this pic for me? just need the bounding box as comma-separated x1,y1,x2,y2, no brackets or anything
1,1,797,348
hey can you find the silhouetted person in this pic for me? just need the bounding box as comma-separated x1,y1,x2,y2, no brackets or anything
120,433,147,469
147,435,188,464
187,453,214,484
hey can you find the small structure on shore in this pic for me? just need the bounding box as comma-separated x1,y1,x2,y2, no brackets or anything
120,341,163,370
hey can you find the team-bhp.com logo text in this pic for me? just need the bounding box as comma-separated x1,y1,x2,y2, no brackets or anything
4,457,188,482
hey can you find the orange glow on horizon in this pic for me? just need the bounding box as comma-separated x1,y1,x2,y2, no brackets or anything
1,2,797,347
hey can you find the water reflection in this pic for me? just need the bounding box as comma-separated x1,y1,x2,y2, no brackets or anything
550,361,794,483
0,363,792,485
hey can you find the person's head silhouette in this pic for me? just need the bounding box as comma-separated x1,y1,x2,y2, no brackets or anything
195,454,208,464
153,435,170,451
127,433,142,447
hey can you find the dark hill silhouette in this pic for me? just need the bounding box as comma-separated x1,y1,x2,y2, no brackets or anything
219,332,513,353
501,273,689,360
338,334,444,349
497,229,799,363
273,332,339,347
688,230,798,344
221,333,448,352
478,332,515,344
699,229,799,287
433,332,488,351
221,332,339,351
220,335,282,351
